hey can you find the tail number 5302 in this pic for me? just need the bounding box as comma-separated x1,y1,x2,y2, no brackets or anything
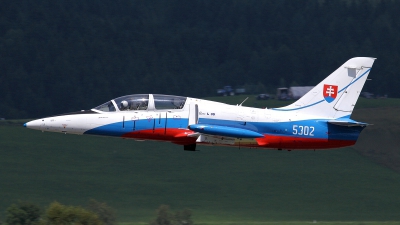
292,125,314,136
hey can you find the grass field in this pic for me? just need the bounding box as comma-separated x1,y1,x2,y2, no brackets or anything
121,222,400,225
352,107,400,172
0,98,399,225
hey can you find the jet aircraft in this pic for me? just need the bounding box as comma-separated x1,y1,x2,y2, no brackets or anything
25,57,375,151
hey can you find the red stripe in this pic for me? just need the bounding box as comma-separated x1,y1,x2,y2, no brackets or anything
255,135,356,149
121,129,356,150
121,128,196,145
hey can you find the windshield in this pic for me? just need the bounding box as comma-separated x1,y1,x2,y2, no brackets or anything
93,101,116,112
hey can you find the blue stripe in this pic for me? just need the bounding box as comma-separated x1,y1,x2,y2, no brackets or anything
271,68,371,112
199,118,364,141
84,118,189,137
83,116,364,141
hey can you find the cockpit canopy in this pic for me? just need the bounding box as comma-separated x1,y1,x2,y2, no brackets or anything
93,94,187,112
114,94,149,111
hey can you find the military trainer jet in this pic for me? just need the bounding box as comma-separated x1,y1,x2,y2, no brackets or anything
25,57,375,151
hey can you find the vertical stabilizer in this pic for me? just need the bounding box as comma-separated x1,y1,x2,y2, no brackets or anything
273,57,376,118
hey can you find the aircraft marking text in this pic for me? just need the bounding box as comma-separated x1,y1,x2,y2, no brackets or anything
292,125,315,136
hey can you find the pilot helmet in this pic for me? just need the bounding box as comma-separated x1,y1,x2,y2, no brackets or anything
121,100,128,108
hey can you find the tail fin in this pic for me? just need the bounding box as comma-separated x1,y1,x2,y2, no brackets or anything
273,57,376,118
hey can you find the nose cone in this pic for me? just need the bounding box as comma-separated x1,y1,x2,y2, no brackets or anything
24,119,43,131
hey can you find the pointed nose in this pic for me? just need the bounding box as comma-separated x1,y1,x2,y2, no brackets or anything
24,119,44,131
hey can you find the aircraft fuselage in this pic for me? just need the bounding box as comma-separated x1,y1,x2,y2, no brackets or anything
25,95,364,150
25,57,375,151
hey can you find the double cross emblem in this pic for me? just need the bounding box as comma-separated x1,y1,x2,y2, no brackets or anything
323,84,338,103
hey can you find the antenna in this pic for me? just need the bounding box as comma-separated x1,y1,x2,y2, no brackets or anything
239,97,249,106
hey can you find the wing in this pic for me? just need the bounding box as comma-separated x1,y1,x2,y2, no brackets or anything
328,120,369,127
188,124,263,138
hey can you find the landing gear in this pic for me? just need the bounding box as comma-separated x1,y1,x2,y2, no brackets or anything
184,143,196,151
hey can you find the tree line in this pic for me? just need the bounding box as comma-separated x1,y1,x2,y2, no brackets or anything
1,0,399,119
3,200,116,225
2,200,192,225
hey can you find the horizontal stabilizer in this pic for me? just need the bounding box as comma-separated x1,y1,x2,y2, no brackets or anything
188,124,264,138
328,120,369,127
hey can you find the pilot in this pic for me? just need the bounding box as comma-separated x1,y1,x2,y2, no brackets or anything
120,100,129,110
